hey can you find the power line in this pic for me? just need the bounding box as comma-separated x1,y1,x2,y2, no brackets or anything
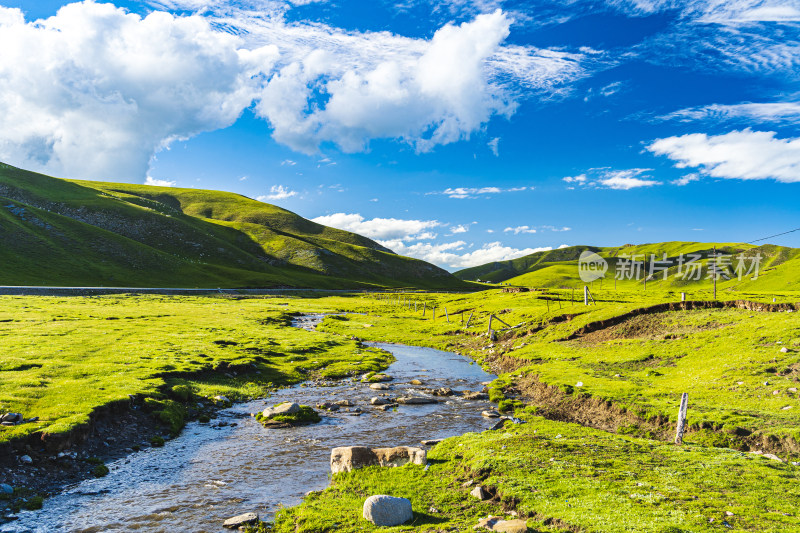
747,227,800,244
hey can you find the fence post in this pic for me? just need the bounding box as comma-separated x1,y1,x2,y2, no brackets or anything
681,292,686,302
423,303,426,317
465,311,474,328
445,307,449,322
488,314,494,336
432,307,436,321
675,393,689,445
584,285,589,306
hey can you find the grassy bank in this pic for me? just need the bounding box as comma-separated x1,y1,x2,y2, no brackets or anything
316,289,800,450
270,417,800,532
0,294,390,445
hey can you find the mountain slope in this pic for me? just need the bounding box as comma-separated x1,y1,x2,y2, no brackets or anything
0,162,465,289
454,242,800,291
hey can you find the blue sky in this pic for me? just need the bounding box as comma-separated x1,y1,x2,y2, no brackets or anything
0,0,798,270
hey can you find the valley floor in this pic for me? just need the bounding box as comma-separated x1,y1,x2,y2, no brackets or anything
1,288,799,531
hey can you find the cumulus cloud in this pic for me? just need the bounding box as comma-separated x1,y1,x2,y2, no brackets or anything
254,10,515,153
311,213,442,241
431,185,531,199
0,2,277,182
144,176,177,187
647,129,800,182
259,184,298,200
504,225,537,234
599,171,661,190
0,3,587,182
564,168,660,190
384,240,553,269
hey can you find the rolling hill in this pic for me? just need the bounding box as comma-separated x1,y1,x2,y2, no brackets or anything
0,162,466,289
455,242,800,292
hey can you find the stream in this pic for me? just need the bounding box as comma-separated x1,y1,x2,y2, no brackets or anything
2,314,496,533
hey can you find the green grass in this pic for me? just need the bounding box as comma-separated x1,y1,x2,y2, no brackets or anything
256,404,321,426
0,294,392,444
316,289,800,448
5,290,800,532
0,162,466,289
271,418,800,532
454,242,800,292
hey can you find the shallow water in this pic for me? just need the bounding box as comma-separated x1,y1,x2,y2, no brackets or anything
3,315,495,533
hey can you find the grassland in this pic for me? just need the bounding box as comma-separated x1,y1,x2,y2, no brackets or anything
271,418,800,532
317,289,800,448
0,294,391,445
3,289,800,532
0,162,464,289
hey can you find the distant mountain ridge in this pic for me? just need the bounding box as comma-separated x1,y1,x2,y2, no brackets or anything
454,242,800,291
0,162,466,289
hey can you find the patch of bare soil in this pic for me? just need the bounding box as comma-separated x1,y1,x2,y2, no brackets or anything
575,311,728,345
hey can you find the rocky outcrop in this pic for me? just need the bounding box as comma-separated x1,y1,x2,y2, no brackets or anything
330,446,427,473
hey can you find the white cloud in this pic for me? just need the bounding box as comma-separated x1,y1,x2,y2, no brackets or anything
504,225,537,234
564,168,661,190
563,174,587,183
661,101,800,124
144,176,177,187
599,173,661,190
312,212,442,241
383,240,552,269
0,3,587,182
648,129,800,183
259,184,298,200
487,137,500,156
671,173,701,186
0,2,277,181
281,159,297,166
449,224,471,234
432,185,531,199
255,10,516,153
541,225,572,232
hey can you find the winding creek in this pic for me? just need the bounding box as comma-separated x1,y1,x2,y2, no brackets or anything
2,314,496,533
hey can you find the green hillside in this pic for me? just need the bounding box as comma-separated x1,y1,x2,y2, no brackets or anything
0,162,465,289
455,242,800,292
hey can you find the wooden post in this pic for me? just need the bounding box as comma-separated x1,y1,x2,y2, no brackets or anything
423,303,426,317
465,310,474,328
415,301,418,312
432,307,436,321
712,246,717,300
571,288,574,304
488,314,494,336
584,286,589,306
460,311,464,324
445,307,449,322
546,299,550,312
681,292,686,302
675,393,688,445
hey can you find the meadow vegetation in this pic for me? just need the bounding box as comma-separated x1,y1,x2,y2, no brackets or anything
2,286,800,531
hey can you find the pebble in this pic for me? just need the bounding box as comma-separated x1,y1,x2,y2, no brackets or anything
370,383,391,391
482,410,500,418
19,455,32,465
421,439,443,446
0,483,12,495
